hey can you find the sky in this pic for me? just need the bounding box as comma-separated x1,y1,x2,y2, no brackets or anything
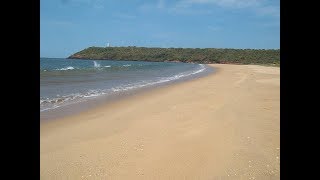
40,0,280,58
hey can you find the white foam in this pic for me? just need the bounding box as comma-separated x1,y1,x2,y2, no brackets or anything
123,64,131,67
40,89,112,112
41,64,208,112
110,64,206,92
94,61,101,68
104,65,111,68
55,66,75,71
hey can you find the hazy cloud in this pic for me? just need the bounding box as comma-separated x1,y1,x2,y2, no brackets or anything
180,0,260,8
157,0,165,9
139,0,168,12
112,13,136,19
208,25,222,31
255,5,279,17
186,0,278,17
42,20,75,27
60,0,69,4
168,7,212,15
141,0,280,17
260,21,280,27
59,0,104,9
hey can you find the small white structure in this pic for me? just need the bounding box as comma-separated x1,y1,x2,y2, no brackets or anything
107,42,110,47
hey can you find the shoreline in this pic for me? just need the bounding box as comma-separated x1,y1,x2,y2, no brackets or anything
41,64,280,179
40,64,214,121
68,57,280,67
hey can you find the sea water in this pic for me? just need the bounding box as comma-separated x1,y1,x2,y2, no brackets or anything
40,58,213,119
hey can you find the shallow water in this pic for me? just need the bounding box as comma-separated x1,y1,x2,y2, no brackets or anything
40,58,213,119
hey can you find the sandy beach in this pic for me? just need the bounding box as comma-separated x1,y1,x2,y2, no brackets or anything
40,64,280,179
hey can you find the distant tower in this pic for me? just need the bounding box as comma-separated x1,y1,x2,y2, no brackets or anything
107,42,110,47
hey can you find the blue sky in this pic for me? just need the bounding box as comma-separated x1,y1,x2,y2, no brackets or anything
40,0,280,58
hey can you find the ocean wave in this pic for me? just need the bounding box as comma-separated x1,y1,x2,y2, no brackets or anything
55,66,75,71
40,90,108,112
123,64,131,67
94,61,101,68
110,64,206,91
43,65,113,72
41,64,207,112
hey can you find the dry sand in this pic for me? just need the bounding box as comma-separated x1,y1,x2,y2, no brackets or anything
40,64,280,179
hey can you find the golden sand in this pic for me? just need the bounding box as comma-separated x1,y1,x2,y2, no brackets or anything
41,64,280,179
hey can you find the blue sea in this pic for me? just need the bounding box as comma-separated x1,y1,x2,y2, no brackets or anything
40,58,213,118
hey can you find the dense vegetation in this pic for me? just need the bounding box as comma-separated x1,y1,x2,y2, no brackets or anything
68,46,280,65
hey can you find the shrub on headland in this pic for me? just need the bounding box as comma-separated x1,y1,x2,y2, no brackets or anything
68,46,280,66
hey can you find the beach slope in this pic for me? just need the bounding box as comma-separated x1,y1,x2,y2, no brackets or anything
41,64,280,179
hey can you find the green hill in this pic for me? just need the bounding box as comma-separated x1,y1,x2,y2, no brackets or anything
68,46,280,66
